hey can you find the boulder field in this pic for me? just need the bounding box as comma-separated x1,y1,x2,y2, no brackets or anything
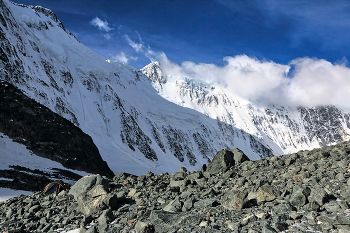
1,146,350,232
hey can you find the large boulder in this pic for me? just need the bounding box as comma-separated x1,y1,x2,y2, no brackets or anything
69,174,109,200
76,185,118,216
221,190,246,211
69,174,117,216
206,149,235,174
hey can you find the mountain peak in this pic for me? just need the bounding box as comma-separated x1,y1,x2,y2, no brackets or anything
141,61,167,86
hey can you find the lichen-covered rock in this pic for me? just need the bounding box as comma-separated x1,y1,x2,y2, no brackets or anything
257,185,280,204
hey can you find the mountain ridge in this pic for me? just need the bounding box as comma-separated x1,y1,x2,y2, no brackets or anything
141,61,350,157
0,0,349,178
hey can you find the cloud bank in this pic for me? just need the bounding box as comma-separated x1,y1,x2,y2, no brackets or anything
123,32,350,109
158,54,350,109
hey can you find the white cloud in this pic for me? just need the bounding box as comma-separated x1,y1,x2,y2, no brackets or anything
111,52,137,64
103,34,112,40
124,34,163,62
158,54,350,109
90,17,113,32
124,35,143,53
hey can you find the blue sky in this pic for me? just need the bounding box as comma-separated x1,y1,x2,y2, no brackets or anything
15,0,350,69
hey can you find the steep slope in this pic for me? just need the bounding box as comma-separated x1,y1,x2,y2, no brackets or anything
0,80,113,178
0,0,273,175
141,62,350,156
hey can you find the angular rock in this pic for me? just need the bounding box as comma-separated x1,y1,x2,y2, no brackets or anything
135,221,155,233
69,174,109,200
343,190,350,202
262,224,278,233
290,185,309,208
324,201,342,212
308,186,328,206
187,171,203,180
230,148,250,164
76,184,118,216
257,185,279,204
163,199,183,212
221,190,246,211
206,149,235,174
226,221,241,231
149,210,202,233
182,198,194,212
193,198,217,209
97,209,115,226
273,203,293,214
284,153,297,166
169,179,190,187
128,188,137,197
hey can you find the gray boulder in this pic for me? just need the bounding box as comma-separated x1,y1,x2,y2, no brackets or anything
221,190,246,211
76,184,118,216
69,175,117,216
273,203,293,214
193,198,218,209
230,148,250,164
69,174,109,200
206,149,235,174
149,210,202,233
308,186,328,206
163,198,183,212
290,185,310,208
257,185,280,204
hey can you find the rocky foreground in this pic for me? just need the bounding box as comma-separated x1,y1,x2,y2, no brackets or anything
1,144,350,233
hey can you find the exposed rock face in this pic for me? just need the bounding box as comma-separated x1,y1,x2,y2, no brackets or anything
2,142,350,232
0,80,114,178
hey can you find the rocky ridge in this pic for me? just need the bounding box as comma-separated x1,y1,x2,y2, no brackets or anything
0,79,114,191
1,143,350,232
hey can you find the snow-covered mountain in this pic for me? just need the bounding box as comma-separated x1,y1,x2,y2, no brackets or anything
0,0,274,176
1,0,349,179
141,62,350,157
